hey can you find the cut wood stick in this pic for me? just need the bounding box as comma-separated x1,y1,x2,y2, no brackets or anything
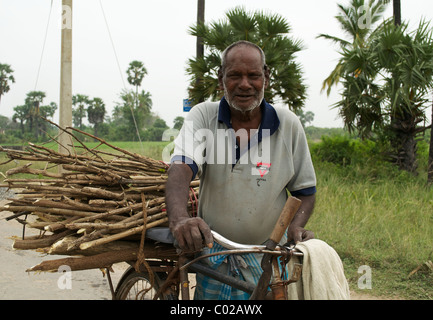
6,165,64,178
13,230,75,250
70,198,165,224
66,229,109,252
79,217,168,251
3,205,124,220
61,197,110,212
27,248,138,272
48,237,140,255
67,211,167,231
45,216,81,232
26,243,177,272
81,187,124,200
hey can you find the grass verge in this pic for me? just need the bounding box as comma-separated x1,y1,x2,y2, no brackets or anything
309,161,433,299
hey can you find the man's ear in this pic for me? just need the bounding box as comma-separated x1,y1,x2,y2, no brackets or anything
264,65,270,89
218,68,224,90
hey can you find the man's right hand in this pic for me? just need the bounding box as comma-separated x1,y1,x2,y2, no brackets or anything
169,217,213,253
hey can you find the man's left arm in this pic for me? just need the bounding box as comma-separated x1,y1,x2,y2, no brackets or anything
287,193,315,244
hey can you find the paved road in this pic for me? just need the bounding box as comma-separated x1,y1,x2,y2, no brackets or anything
0,199,127,300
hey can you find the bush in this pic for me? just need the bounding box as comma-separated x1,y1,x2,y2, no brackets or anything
311,135,386,166
311,135,355,166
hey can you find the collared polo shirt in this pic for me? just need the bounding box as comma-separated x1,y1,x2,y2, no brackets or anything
171,98,316,244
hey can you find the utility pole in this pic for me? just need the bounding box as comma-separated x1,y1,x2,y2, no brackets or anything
59,0,73,156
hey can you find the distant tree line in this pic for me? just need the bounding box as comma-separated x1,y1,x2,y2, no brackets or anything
0,60,180,144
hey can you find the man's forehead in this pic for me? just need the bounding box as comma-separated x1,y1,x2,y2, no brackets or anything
224,46,263,71
225,44,262,60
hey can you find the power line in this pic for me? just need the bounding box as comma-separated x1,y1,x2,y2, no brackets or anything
34,0,54,91
98,0,144,149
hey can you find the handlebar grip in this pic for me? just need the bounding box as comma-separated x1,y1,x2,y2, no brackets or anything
269,196,302,245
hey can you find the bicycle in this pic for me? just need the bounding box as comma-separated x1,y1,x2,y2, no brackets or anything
110,227,304,300
110,196,305,300
109,197,303,300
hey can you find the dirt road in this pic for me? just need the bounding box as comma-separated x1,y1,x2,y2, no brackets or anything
0,199,130,300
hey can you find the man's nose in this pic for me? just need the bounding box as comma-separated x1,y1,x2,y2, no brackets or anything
238,76,253,90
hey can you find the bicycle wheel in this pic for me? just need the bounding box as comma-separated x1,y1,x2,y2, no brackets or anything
115,267,177,300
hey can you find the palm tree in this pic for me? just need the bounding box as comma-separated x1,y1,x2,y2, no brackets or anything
87,97,106,137
39,102,57,139
25,91,46,139
0,63,15,105
72,94,90,129
126,60,148,109
334,19,433,173
12,104,30,134
187,6,306,112
173,116,184,130
317,0,389,95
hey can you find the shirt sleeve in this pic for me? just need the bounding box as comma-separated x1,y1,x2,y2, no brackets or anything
285,115,317,195
170,103,209,180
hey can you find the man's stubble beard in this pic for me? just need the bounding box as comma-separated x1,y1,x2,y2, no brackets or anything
224,82,265,115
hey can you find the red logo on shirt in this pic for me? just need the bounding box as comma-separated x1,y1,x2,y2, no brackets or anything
256,162,271,177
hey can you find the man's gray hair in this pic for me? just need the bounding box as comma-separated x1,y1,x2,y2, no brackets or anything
220,40,267,74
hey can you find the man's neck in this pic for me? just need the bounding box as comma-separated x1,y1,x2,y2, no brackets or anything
230,105,261,127
230,105,262,146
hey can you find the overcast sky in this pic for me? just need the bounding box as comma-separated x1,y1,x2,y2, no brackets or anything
1,0,432,129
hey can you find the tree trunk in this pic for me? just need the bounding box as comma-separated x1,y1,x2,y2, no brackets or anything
428,104,433,184
390,110,420,174
196,0,205,103
393,0,401,26
196,0,205,59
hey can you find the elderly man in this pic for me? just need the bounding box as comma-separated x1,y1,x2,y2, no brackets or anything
166,40,317,299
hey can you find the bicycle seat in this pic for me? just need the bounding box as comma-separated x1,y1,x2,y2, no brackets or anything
146,227,175,244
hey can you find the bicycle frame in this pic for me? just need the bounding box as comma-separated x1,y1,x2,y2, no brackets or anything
110,229,304,300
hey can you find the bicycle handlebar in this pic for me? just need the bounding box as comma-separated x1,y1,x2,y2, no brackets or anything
211,230,302,256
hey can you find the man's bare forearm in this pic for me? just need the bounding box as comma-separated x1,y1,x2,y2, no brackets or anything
165,163,213,252
165,162,193,224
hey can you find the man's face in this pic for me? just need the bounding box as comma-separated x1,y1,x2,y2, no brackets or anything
219,46,269,113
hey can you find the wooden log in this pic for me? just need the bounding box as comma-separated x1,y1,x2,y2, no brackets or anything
5,164,64,179
79,217,168,251
65,229,109,252
13,230,75,250
25,243,177,272
81,187,124,200
47,236,140,255
70,198,165,224
66,211,167,231
2,205,123,220
45,216,80,232
88,199,128,208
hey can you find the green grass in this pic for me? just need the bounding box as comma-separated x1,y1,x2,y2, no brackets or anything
309,161,433,299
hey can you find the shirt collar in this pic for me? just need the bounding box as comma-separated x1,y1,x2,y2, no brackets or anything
218,97,280,136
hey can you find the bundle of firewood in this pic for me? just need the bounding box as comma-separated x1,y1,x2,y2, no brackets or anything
0,127,196,272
